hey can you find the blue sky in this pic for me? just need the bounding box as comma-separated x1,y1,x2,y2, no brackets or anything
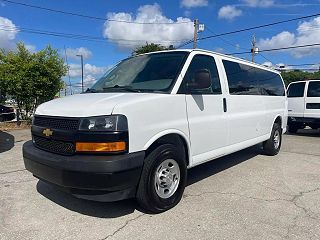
1,0,320,93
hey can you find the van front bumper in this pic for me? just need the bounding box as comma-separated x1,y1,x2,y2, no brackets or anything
23,141,145,201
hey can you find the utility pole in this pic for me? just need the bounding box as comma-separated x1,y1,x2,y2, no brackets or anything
64,45,73,95
251,34,256,63
193,19,199,49
76,54,84,93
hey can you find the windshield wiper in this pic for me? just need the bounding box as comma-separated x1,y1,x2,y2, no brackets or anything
103,85,141,93
85,88,99,93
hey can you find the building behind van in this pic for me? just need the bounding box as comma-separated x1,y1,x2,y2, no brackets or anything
287,80,320,133
23,49,287,213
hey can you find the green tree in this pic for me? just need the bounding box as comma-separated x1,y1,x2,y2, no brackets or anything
132,43,170,56
0,43,67,119
281,70,320,86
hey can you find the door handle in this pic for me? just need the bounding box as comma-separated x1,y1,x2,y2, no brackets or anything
223,98,227,112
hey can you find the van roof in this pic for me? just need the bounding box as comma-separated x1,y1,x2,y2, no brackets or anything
140,48,281,74
288,79,320,85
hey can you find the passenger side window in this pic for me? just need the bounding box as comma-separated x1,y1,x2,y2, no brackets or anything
179,55,222,94
258,71,285,96
223,60,285,96
223,60,260,95
307,81,320,97
287,82,305,98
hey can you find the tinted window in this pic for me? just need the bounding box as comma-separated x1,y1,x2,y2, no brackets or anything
223,60,284,96
223,60,260,95
259,71,285,96
179,55,221,94
307,81,320,97
287,82,305,98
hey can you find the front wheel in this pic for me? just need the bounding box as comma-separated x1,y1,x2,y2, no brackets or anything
263,123,282,156
136,144,187,213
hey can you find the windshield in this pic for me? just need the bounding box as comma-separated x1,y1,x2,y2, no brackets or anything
90,51,188,93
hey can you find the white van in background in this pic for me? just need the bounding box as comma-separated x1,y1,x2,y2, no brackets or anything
287,80,320,133
23,49,287,213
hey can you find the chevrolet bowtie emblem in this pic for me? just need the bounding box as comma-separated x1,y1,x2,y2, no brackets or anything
43,128,53,137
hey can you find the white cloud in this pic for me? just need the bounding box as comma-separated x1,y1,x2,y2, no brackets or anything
258,31,295,49
66,47,92,60
68,63,108,78
258,17,320,58
181,0,208,8
218,5,243,21
0,16,18,49
262,61,273,67
240,0,275,7
103,4,194,49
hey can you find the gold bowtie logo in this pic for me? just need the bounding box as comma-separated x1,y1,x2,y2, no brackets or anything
43,128,53,137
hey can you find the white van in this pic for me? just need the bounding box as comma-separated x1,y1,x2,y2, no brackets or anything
23,49,287,213
287,80,320,133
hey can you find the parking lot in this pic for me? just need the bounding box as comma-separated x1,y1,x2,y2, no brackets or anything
0,129,319,240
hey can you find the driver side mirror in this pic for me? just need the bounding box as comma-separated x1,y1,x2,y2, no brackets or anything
186,69,212,93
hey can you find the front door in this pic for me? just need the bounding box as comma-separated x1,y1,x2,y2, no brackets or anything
179,53,228,165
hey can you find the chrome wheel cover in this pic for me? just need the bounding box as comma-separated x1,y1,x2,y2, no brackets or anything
154,159,180,199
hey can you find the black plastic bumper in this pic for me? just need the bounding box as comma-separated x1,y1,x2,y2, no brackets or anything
288,117,320,124
23,141,145,201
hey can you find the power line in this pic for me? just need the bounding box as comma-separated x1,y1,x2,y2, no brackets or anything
198,13,320,41
0,25,189,44
205,26,245,51
229,43,320,55
177,13,320,48
2,0,192,25
286,63,320,67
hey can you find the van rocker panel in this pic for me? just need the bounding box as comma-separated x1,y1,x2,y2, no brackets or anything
23,141,145,200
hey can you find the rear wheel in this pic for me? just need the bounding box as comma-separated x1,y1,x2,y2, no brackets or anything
136,144,187,213
263,123,282,156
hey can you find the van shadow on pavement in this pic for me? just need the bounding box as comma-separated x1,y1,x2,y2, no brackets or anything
187,144,261,186
36,180,137,218
37,144,262,217
289,128,320,138
0,131,15,153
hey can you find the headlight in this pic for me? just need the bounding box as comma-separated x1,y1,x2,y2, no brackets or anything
79,115,128,131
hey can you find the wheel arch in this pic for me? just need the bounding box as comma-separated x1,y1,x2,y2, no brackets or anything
271,115,283,134
143,130,191,167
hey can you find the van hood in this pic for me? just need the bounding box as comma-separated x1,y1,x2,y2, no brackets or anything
35,93,154,117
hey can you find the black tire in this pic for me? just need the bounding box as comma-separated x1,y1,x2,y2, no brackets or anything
288,124,299,134
136,144,187,213
263,123,282,156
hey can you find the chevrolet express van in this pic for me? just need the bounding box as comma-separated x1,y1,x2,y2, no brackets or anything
287,80,320,133
23,49,287,213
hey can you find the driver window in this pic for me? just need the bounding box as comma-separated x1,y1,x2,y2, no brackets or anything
179,54,222,94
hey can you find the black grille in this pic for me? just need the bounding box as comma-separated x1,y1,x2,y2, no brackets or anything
33,135,75,155
34,116,79,130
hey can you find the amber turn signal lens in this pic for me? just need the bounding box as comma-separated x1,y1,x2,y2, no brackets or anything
76,142,126,152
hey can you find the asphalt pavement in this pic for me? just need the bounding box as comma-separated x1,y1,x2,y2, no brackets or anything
0,129,319,240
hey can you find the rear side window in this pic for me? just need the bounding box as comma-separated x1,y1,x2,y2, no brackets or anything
179,54,221,94
223,60,259,95
307,81,320,97
223,60,284,96
259,72,285,96
287,82,306,98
